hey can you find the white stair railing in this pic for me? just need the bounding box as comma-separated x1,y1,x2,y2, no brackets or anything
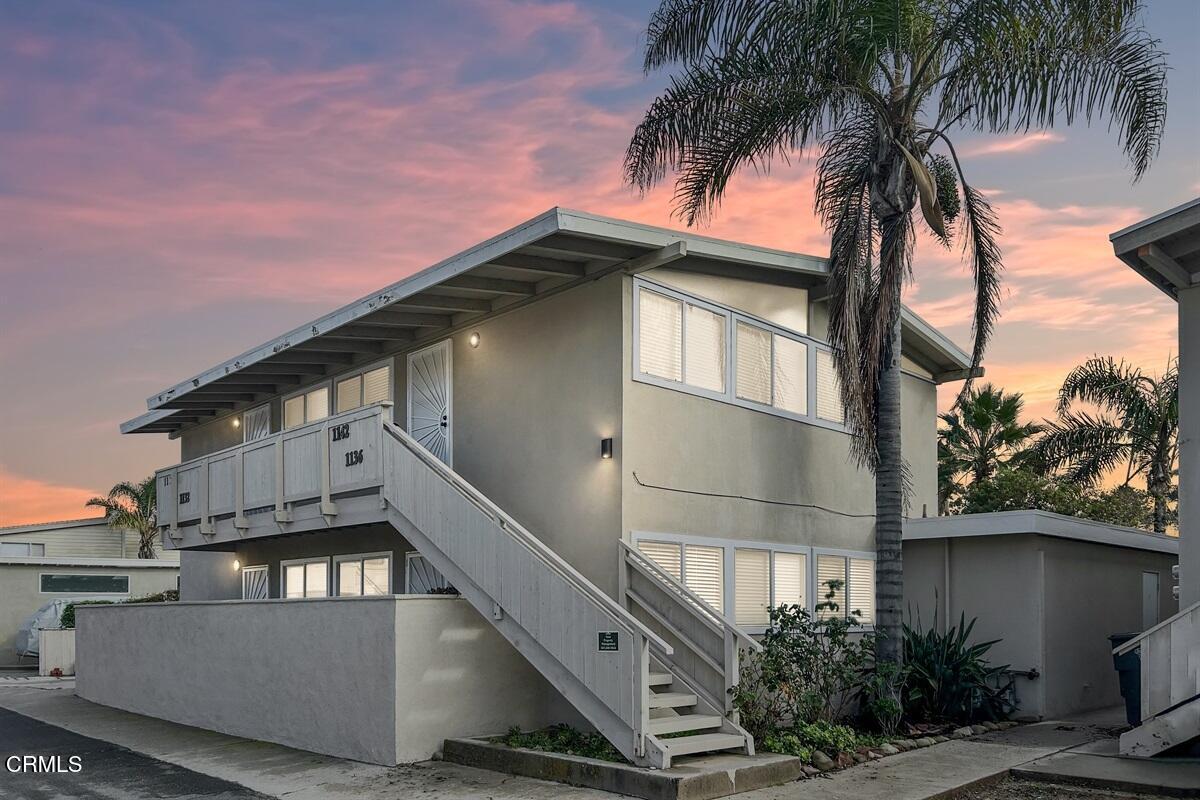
381,422,674,766
1115,598,1200,721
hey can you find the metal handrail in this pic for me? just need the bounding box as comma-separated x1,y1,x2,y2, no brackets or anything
384,421,673,656
620,540,761,653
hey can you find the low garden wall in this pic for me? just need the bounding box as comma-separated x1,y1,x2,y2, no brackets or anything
76,595,565,764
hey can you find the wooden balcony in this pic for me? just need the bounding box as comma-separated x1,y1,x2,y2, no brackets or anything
155,404,392,549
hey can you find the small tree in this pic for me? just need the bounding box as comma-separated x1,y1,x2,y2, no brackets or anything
86,477,158,559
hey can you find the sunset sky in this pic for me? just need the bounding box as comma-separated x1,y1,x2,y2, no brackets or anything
2,0,1198,526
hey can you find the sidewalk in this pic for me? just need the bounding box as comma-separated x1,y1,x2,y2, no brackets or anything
0,685,1169,800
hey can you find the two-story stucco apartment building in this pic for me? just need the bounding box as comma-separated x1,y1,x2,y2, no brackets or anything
77,209,973,768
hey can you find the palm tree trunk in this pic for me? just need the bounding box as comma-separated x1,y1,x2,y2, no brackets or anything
875,308,905,664
138,532,156,559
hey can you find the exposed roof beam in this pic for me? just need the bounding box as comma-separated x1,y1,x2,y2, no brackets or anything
356,310,451,328
165,412,217,421
267,351,355,365
331,325,415,341
188,386,276,396
442,276,536,296
393,293,492,313
295,337,383,354
623,241,688,275
525,237,640,262
160,400,239,409
1139,243,1193,288
933,367,986,385
219,371,303,384
488,253,586,278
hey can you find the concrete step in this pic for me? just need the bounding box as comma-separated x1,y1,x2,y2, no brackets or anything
648,691,697,709
647,714,722,735
657,732,747,759
1120,693,1200,757
648,672,673,687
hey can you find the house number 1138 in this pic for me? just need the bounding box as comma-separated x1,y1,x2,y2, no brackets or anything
344,449,364,467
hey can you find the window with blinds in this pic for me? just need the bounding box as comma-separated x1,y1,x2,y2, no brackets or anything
816,554,848,620
637,540,682,581
335,364,392,415
284,387,331,430
735,549,770,626
848,558,875,623
242,404,271,442
735,322,772,404
282,558,328,598
773,335,808,415
639,288,683,382
772,551,806,610
685,304,727,392
336,374,362,413
815,349,845,423
684,544,724,613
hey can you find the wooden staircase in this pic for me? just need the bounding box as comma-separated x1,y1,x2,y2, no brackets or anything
381,421,754,768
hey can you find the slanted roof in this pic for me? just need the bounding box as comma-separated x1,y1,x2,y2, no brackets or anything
1111,197,1200,298
0,517,109,536
906,510,1178,555
123,207,973,435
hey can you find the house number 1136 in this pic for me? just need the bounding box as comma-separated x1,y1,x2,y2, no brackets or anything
344,450,364,467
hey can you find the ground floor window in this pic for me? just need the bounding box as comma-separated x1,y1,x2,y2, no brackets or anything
241,565,268,599
281,558,329,598
634,533,874,629
335,552,391,596
40,573,129,594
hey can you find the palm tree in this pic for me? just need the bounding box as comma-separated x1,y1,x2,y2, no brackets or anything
938,383,1043,512
624,1,1166,662
86,477,159,559
1037,356,1178,533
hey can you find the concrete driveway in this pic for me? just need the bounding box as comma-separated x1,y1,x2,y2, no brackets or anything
0,706,267,799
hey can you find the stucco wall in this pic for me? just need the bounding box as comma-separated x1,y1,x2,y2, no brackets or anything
903,531,1178,719
75,596,566,764
178,550,240,601
0,563,179,667
1179,285,1199,606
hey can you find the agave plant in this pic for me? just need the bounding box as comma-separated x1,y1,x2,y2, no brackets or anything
903,609,1011,723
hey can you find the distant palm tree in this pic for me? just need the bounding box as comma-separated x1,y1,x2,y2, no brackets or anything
86,477,158,559
938,383,1043,512
624,0,1166,662
1037,357,1177,533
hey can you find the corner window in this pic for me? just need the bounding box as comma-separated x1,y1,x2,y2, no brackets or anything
0,542,46,557
40,574,128,593
815,553,875,623
284,387,329,430
335,553,391,596
281,558,328,598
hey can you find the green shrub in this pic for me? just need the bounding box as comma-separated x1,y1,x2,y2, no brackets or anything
123,589,180,604
60,601,113,629
761,720,882,761
59,589,179,628
858,660,906,736
903,611,1012,723
733,580,875,741
496,725,626,763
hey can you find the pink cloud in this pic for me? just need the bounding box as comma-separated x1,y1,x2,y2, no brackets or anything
962,132,1066,157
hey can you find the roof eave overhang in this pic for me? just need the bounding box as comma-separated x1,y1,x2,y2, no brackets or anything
1110,197,1200,299
900,307,975,383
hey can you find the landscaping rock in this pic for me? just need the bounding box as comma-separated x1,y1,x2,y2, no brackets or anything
982,721,1000,731
970,725,988,735
867,750,883,760
811,751,835,771
914,737,936,748
878,743,900,756
998,721,1019,729
952,726,973,738
852,753,868,764
801,765,821,778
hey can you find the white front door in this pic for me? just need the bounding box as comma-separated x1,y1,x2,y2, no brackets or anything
407,339,452,465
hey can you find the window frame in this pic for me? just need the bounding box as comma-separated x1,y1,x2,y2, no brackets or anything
282,382,332,430
0,541,46,557
39,573,130,594
631,531,875,633
333,551,393,596
812,547,877,624
279,557,331,599
632,277,844,433
333,359,394,415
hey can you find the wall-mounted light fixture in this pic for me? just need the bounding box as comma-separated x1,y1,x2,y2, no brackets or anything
232,416,241,429
233,559,241,571
469,331,481,348
600,438,613,459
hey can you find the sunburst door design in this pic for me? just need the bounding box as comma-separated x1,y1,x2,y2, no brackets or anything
407,340,452,465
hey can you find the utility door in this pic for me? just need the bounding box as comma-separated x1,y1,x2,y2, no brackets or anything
1142,571,1160,630
407,339,453,466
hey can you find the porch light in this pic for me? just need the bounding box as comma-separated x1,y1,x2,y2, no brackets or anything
600,438,613,459
469,331,480,348
232,417,240,429
233,559,241,571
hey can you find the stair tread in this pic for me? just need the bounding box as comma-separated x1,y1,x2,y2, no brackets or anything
648,691,697,709
658,732,747,756
648,672,672,686
648,714,722,735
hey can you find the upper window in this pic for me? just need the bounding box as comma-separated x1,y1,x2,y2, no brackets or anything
336,364,391,414
40,573,128,593
0,542,45,557
284,387,329,430
282,558,328,598
335,553,391,596
634,278,842,428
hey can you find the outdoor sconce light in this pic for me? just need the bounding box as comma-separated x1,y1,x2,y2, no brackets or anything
469,331,481,348
232,417,240,429
233,559,241,571
600,438,613,459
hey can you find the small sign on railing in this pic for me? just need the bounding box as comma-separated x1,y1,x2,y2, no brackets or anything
598,631,619,652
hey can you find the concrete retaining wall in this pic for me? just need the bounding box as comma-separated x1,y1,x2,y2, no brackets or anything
76,595,565,764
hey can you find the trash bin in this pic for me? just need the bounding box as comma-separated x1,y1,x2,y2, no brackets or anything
1109,633,1141,726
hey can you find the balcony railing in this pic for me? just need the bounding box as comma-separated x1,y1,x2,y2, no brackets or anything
155,403,390,542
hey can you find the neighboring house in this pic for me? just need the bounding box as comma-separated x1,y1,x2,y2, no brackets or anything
1109,198,1200,756
0,518,179,668
79,208,972,767
905,510,1178,720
